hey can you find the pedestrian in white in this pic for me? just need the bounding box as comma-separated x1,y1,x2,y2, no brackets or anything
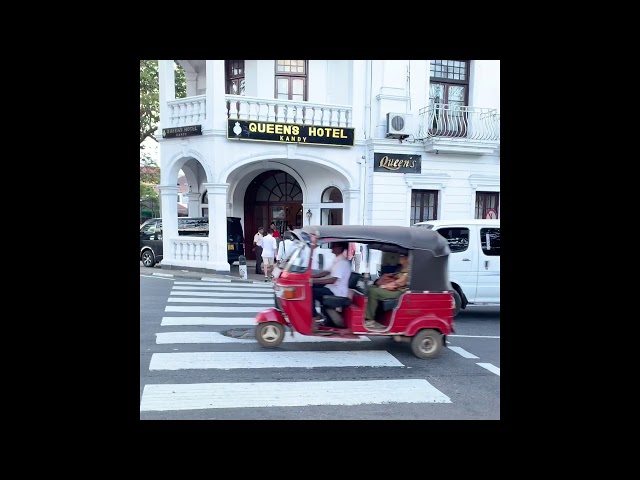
310,242,353,326
261,228,278,281
277,231,295,266
253,226,264,274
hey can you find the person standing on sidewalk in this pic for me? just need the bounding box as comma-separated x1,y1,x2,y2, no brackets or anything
277,230,294,267
261,228,278,281
270,222,280,239
253,226,264,274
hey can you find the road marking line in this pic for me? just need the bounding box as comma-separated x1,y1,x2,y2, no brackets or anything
169,291,274,298
140,275,175,281
161,317,256,326
155,332,371,344
167,297,273,305
175,281,272,289
449,335,500,339
200,278,232,282
149,350,404,370
165,306,264,313
448,346,480,359
476,363,500,376
140,379,451,411
172,286,273,292
152,273,174,277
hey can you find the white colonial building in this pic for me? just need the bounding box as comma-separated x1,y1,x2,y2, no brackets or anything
155,59,500,273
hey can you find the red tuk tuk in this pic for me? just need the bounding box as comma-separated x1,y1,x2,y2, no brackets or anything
254,225,455,359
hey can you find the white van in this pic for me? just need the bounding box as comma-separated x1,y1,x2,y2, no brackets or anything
412,219,500,315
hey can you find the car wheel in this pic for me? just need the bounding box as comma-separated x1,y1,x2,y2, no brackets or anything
141,250,155,268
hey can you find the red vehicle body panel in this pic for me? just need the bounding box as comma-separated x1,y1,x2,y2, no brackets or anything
255,232,454,340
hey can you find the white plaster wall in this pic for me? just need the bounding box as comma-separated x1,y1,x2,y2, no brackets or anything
327,61,352,105
196,68,206,96
158,59,499,272
242,60,276,98
256,60,275,99
469,60,500,110
364,143,499,225
364,60,500,141
308,60,327,104
161,137,367,243
244,60,258,97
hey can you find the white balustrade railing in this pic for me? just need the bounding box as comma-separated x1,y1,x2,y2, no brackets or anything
416,103,500,141
171,237,209,262
226,94,352,127
167,95,206,127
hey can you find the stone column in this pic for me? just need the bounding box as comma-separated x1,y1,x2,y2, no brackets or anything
185,70,198,98
203,182,230,272
157,60,176,134
343,188,360,226
185,192,201,217
205,60,226,133
158,185,179,266
351,60,366,139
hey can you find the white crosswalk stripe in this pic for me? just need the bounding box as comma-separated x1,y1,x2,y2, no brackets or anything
155,332,371,343
140,379,451,411
149,351,404,370
170,291,274,298
142,278,454,415
161,316,258,326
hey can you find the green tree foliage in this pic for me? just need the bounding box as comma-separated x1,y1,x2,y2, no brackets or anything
140,182,157,200
140,60,186,146
139,61,186,220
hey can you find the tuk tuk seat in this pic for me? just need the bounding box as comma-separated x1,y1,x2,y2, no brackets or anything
322,272,362,308
323,295,352,308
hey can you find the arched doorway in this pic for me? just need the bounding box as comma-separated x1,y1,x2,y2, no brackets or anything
244,170,303,260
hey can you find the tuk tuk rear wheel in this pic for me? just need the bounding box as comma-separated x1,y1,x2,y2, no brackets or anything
411,329,443,359
255,322,285,348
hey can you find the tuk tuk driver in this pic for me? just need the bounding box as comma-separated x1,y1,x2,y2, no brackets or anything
364,253,410,329
310,242,351,327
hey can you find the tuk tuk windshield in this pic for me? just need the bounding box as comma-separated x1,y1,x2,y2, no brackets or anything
281,240,311,273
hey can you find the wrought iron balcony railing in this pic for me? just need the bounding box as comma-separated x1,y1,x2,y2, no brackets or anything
416,103,500,141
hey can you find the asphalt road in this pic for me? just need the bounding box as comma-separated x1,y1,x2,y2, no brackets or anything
140,274,500,420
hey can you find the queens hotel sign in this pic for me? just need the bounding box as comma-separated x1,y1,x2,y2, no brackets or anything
228,119,355,147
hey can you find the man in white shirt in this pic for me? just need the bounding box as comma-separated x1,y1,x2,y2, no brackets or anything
261,228,278,281
253,226,264,274
310,242,352,327
277,231,294,265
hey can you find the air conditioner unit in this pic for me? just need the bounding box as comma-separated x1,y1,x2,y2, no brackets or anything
386,112,411,138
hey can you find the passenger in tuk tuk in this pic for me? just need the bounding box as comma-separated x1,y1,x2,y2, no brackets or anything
310,242,351,327
364,253,410,329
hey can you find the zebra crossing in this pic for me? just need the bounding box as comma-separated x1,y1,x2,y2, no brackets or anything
140,277,453,414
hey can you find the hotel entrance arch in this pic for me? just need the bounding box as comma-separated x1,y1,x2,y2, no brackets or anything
244,170,303,260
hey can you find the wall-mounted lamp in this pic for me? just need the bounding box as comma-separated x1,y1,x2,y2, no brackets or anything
306,209,312,223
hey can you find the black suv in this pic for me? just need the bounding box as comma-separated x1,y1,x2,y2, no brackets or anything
140,216,245,267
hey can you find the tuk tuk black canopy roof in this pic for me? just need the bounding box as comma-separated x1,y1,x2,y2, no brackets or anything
298,225,452,292
299,225,451,257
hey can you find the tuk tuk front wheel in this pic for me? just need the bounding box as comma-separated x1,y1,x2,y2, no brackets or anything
411,329,443,359
255,322,285,348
